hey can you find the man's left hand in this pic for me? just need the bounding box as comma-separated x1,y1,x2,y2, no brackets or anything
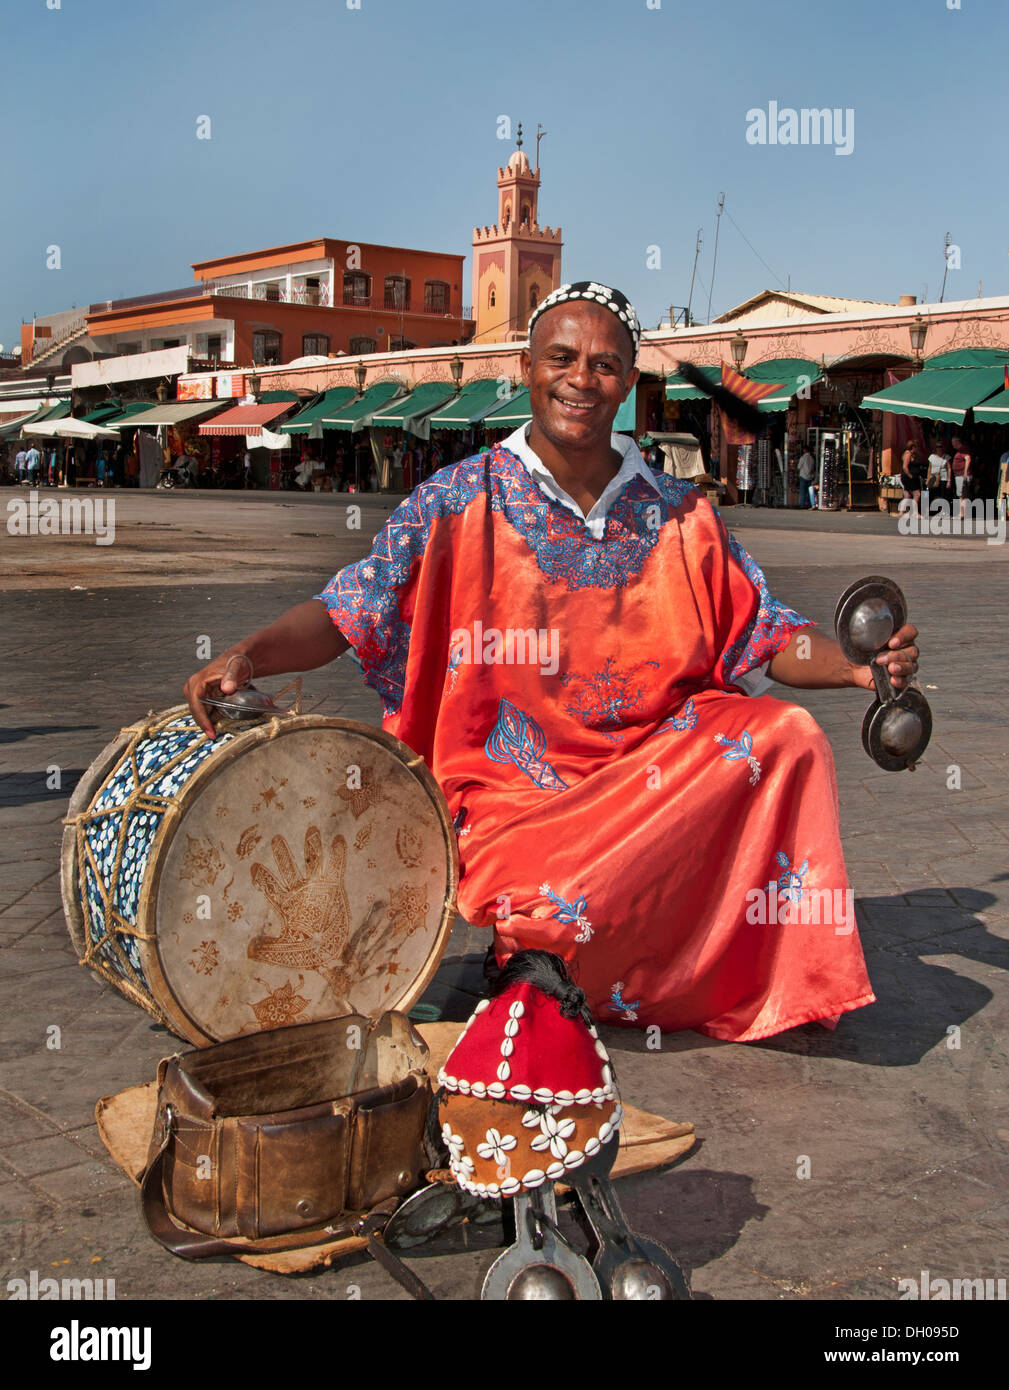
851,623,919,692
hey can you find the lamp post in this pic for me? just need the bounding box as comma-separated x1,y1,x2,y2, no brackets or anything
908,313,928,364
354,361,367,394
449,354,463,392
247,372,261,401
729,330,748,371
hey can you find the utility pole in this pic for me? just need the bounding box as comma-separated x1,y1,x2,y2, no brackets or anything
706,193,725,323
686,228,702,326
939,232,951,302
535,123,547,172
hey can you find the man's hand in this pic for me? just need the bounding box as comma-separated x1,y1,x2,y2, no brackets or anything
849,623,920,693
184,652,255,738
182,599,351,739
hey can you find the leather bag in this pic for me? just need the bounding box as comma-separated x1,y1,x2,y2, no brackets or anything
140,1013,431,1263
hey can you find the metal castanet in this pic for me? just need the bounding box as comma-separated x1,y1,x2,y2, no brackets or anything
833,575,932,772
481,1185,602,1300
61,703,458,1045
567,1136,692,1299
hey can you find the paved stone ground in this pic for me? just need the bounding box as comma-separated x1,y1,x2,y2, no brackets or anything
1,487,1007,1302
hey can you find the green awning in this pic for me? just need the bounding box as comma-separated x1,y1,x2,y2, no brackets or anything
973,387,1009,424
860,366,1007,424
368,382,457,432
665,364,721,400
427,379,512,430
37,402,72,422
923,348,1009,369
101,401,223,428
613,386,637,432
0,405,48,437
747,358,822,412
286,387,358,434
480,386,531,428
260,390,304,403
81,403,127,425
321,381,405,431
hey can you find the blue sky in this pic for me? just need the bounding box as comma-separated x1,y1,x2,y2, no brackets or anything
0,0,1001,349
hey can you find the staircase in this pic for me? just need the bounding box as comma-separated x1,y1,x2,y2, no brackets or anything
28,316,88,370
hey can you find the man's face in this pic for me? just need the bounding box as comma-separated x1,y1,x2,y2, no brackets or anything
521,302,638,452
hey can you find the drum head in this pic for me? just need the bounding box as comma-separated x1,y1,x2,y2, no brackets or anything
141,711,457,1043
834,576,907,667
862,689,932,772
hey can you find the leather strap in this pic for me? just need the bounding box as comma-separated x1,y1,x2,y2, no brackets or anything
141,1134,437,1299
366,1233,437,1301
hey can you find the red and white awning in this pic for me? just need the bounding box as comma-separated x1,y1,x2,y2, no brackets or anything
198,402,291,436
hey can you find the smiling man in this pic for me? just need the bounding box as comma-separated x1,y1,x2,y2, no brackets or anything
185,281,919,1041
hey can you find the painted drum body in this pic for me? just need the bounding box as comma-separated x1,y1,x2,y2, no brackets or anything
61,706,458,1045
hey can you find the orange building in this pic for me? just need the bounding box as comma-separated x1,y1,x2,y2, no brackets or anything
472,149,563,343
80,238,473,367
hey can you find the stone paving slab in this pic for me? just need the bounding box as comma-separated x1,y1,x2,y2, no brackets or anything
0,498,1006,1301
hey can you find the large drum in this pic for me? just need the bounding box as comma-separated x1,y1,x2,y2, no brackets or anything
61,706,458,1045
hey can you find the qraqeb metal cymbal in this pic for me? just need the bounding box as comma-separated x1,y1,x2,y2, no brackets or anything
834,576,931,772
834,575,907,668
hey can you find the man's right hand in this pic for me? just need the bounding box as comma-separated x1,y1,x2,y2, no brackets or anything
184,652,254,738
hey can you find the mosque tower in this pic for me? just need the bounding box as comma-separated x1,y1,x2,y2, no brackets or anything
471,126,563,343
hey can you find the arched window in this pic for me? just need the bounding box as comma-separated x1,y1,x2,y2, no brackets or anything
343,272,371,306
529,283,540,310
252,330,282,365
349,336,377,355
488,284,497,309
424,280,450,314
521,203,531,224
302,334,330,356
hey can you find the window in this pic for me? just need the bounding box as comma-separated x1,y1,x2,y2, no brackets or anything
384,275,411,311
390,337,416,351
343,271,370,306
488,284,497,309
349,336,377,355
521,203,531,224
424,280,450,314
529,284,540,310
302,334,330,356
252,330,282,365
206,334,222,356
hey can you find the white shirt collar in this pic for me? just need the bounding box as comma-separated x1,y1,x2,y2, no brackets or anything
500,421,663,538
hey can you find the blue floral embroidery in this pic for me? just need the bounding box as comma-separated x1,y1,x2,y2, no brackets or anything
658,696,698,732
721,530,811,688
452,806,471,839
776,851,809,903
607,981,641,1022
714,729,762,784
315,449,700,716
559,655,655,742
539,882,593,942
485,697,568,790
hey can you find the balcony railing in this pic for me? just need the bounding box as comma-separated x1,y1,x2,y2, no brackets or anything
340,292,471,320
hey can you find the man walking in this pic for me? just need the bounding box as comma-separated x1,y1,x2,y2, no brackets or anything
24,442,42,487
797,443,816,508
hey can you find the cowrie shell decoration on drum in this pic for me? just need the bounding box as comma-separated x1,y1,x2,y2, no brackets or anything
61,706,458,1045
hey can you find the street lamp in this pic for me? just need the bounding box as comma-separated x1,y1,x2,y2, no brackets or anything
729,330,748,370
247,372,261,400
354,361,367,393
449,354,463,392
908,314,928,361
155,380,168,404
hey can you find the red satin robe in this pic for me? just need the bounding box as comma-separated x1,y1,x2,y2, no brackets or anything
315,444,874,1040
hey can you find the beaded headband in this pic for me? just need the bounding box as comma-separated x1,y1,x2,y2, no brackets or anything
527,281,641,360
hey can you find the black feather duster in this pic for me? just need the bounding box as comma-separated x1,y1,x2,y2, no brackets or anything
675,359,766,437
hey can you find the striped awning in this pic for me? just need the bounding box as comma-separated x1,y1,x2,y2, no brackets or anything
199,401,293,436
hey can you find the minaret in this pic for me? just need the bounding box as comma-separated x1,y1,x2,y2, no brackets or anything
472,126,563,343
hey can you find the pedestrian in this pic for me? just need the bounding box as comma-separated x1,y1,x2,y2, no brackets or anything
900,440,924,514
15,446,27,485
926,441,952,503
25,442,42,487
184,278,921,1042
797,444,816,508
242,450,253,489
950,435,972,515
